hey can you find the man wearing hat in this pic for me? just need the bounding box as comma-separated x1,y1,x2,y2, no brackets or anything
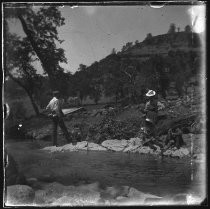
46,90,75,146
143,90,158,136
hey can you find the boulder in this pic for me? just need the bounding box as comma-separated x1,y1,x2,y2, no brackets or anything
101,185,130,200
137,146,153,154
163,149,173,156
41,146,64,153
101,139,128,152
128,137,143,146
39,182,101,206
75,141,88,150
6,185,35,205
127,187,162,202
34,190,48,204
123,145,141,153
171,148,190,158
51,191,100,206
61,143,78,152
87,142,107,151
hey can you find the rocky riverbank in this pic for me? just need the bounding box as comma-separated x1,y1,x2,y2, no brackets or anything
5,181,203,206
40,133,205,159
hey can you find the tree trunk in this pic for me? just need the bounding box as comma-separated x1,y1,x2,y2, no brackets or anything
17,14,56,90
27,93,40,116
6,72,40,116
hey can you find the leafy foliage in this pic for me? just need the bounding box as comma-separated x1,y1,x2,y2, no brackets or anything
4,5,67,89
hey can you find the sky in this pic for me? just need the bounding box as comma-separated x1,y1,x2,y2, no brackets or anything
7,4,206,74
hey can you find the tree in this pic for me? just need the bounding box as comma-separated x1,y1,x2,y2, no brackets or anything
168,23,176,34
101,54,124,103
111,48,116,54
145,33,152,40
120,58,139,103
4,31,41,115
73,64,91,103
4,5,67,90
185,25,192,33
89,81,102,104
121,42,133,52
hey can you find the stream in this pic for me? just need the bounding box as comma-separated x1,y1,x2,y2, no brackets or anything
5,140,205,198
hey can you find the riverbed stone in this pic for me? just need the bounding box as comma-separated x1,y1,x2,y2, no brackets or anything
87,142,107,151
123,145,141,153
137,146,153,154
6,185,35,205
127,187,162,203
61,143,78,152
171,148,190,158
42,146,63,152
75,141,88,150
51,190,101,206
101,139,128,151
128,137,143,146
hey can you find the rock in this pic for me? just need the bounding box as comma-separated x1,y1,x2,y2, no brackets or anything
6,185,35,205
34,190,48,204
61,143,78,152
42,146,64,153
171,148,190,158
87,142,107,151
137,146,153,154
163,149,172,156
128,137,143,146
114,197,145,205
172,193,187,204
116,196,125,200
101,139,128,152
101,185,129,200
127,187,162,203
43,182,101,206
51,191,101,206
123,145,141,153
75,141,88,150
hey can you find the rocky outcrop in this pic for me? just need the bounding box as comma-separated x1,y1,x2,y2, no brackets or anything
32,181,162,206
87,142,107,151
6,185,35,205
41,136,191,158
163,147,189,158
101,139,128,151
6,180,203,206
41,141,107,153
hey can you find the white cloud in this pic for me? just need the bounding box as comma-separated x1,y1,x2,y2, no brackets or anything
188,5,206,33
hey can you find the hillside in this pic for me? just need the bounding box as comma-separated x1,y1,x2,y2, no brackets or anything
120,32,202,59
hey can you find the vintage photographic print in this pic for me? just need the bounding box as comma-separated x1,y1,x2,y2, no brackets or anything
3,1,207,206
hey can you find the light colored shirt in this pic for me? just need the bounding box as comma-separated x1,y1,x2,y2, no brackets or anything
46,97,63,117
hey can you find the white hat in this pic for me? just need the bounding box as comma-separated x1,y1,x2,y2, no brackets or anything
146,90,156,97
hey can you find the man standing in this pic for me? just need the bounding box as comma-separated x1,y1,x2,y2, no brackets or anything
46,91,76,146
144,90,158,127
